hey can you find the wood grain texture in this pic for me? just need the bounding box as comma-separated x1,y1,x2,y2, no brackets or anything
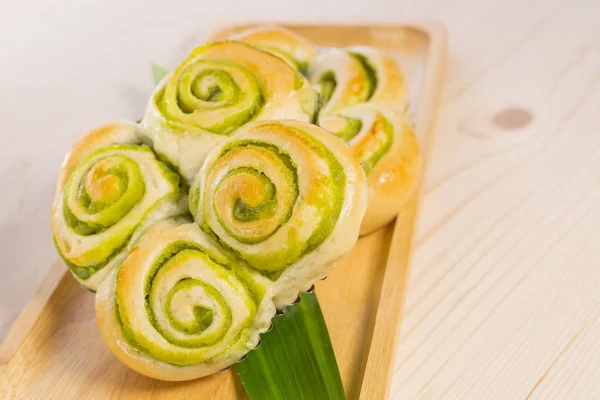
358,21,447,400
390,2,600,399
0,261,65,379
0,23,445,399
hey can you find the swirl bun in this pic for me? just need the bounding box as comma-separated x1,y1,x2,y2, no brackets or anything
141,41,318,184
95,220,275,380
190,119,367,307
311,46,421,235
51,122,186,290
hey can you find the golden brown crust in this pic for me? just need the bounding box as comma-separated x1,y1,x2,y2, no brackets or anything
52,121,140,228
50,120,184,291
312,46,417,235
230,25,316,68
349,46,408,108
360,114,421,236
94,221,269,381
370,51,408,106
55,121,140,192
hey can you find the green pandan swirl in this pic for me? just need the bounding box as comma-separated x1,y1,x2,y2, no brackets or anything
158,60,264,135
190,119,368,308
318,104,395,175
191,122,344,273
141,41,318,184
95,220,275,381
310,46,408,141
52,122,186,290
310,46,422,236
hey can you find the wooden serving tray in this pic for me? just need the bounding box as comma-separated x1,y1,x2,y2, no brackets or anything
0,22,446,400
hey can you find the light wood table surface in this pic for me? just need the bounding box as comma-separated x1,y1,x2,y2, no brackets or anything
1,0,600,398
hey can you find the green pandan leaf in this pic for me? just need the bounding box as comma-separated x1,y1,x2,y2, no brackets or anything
151,63,170,85
235,291,346,400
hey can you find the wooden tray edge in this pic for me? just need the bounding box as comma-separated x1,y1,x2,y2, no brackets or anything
358,21,448,399
0,262,69,376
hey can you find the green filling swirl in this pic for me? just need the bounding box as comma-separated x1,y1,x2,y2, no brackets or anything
56,144,180,280
317,70,336,106
230,169,277,223
53,232,130,281
79,157,144,227
199,132,346,274
116,241,263,366
297,129,346,255
332,116,363,142
150,253,233,349
156,60,265,135
166,282,217,336
349,51,378,100
212,143,299,246
359,115,394,175
211,142,298,247
314,52,376,113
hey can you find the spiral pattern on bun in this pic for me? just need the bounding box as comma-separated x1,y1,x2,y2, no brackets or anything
190,119,367,307
141,41,318,184
95,220,275,381
52,122,186,290
321,105,421,235
310,46,421,235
